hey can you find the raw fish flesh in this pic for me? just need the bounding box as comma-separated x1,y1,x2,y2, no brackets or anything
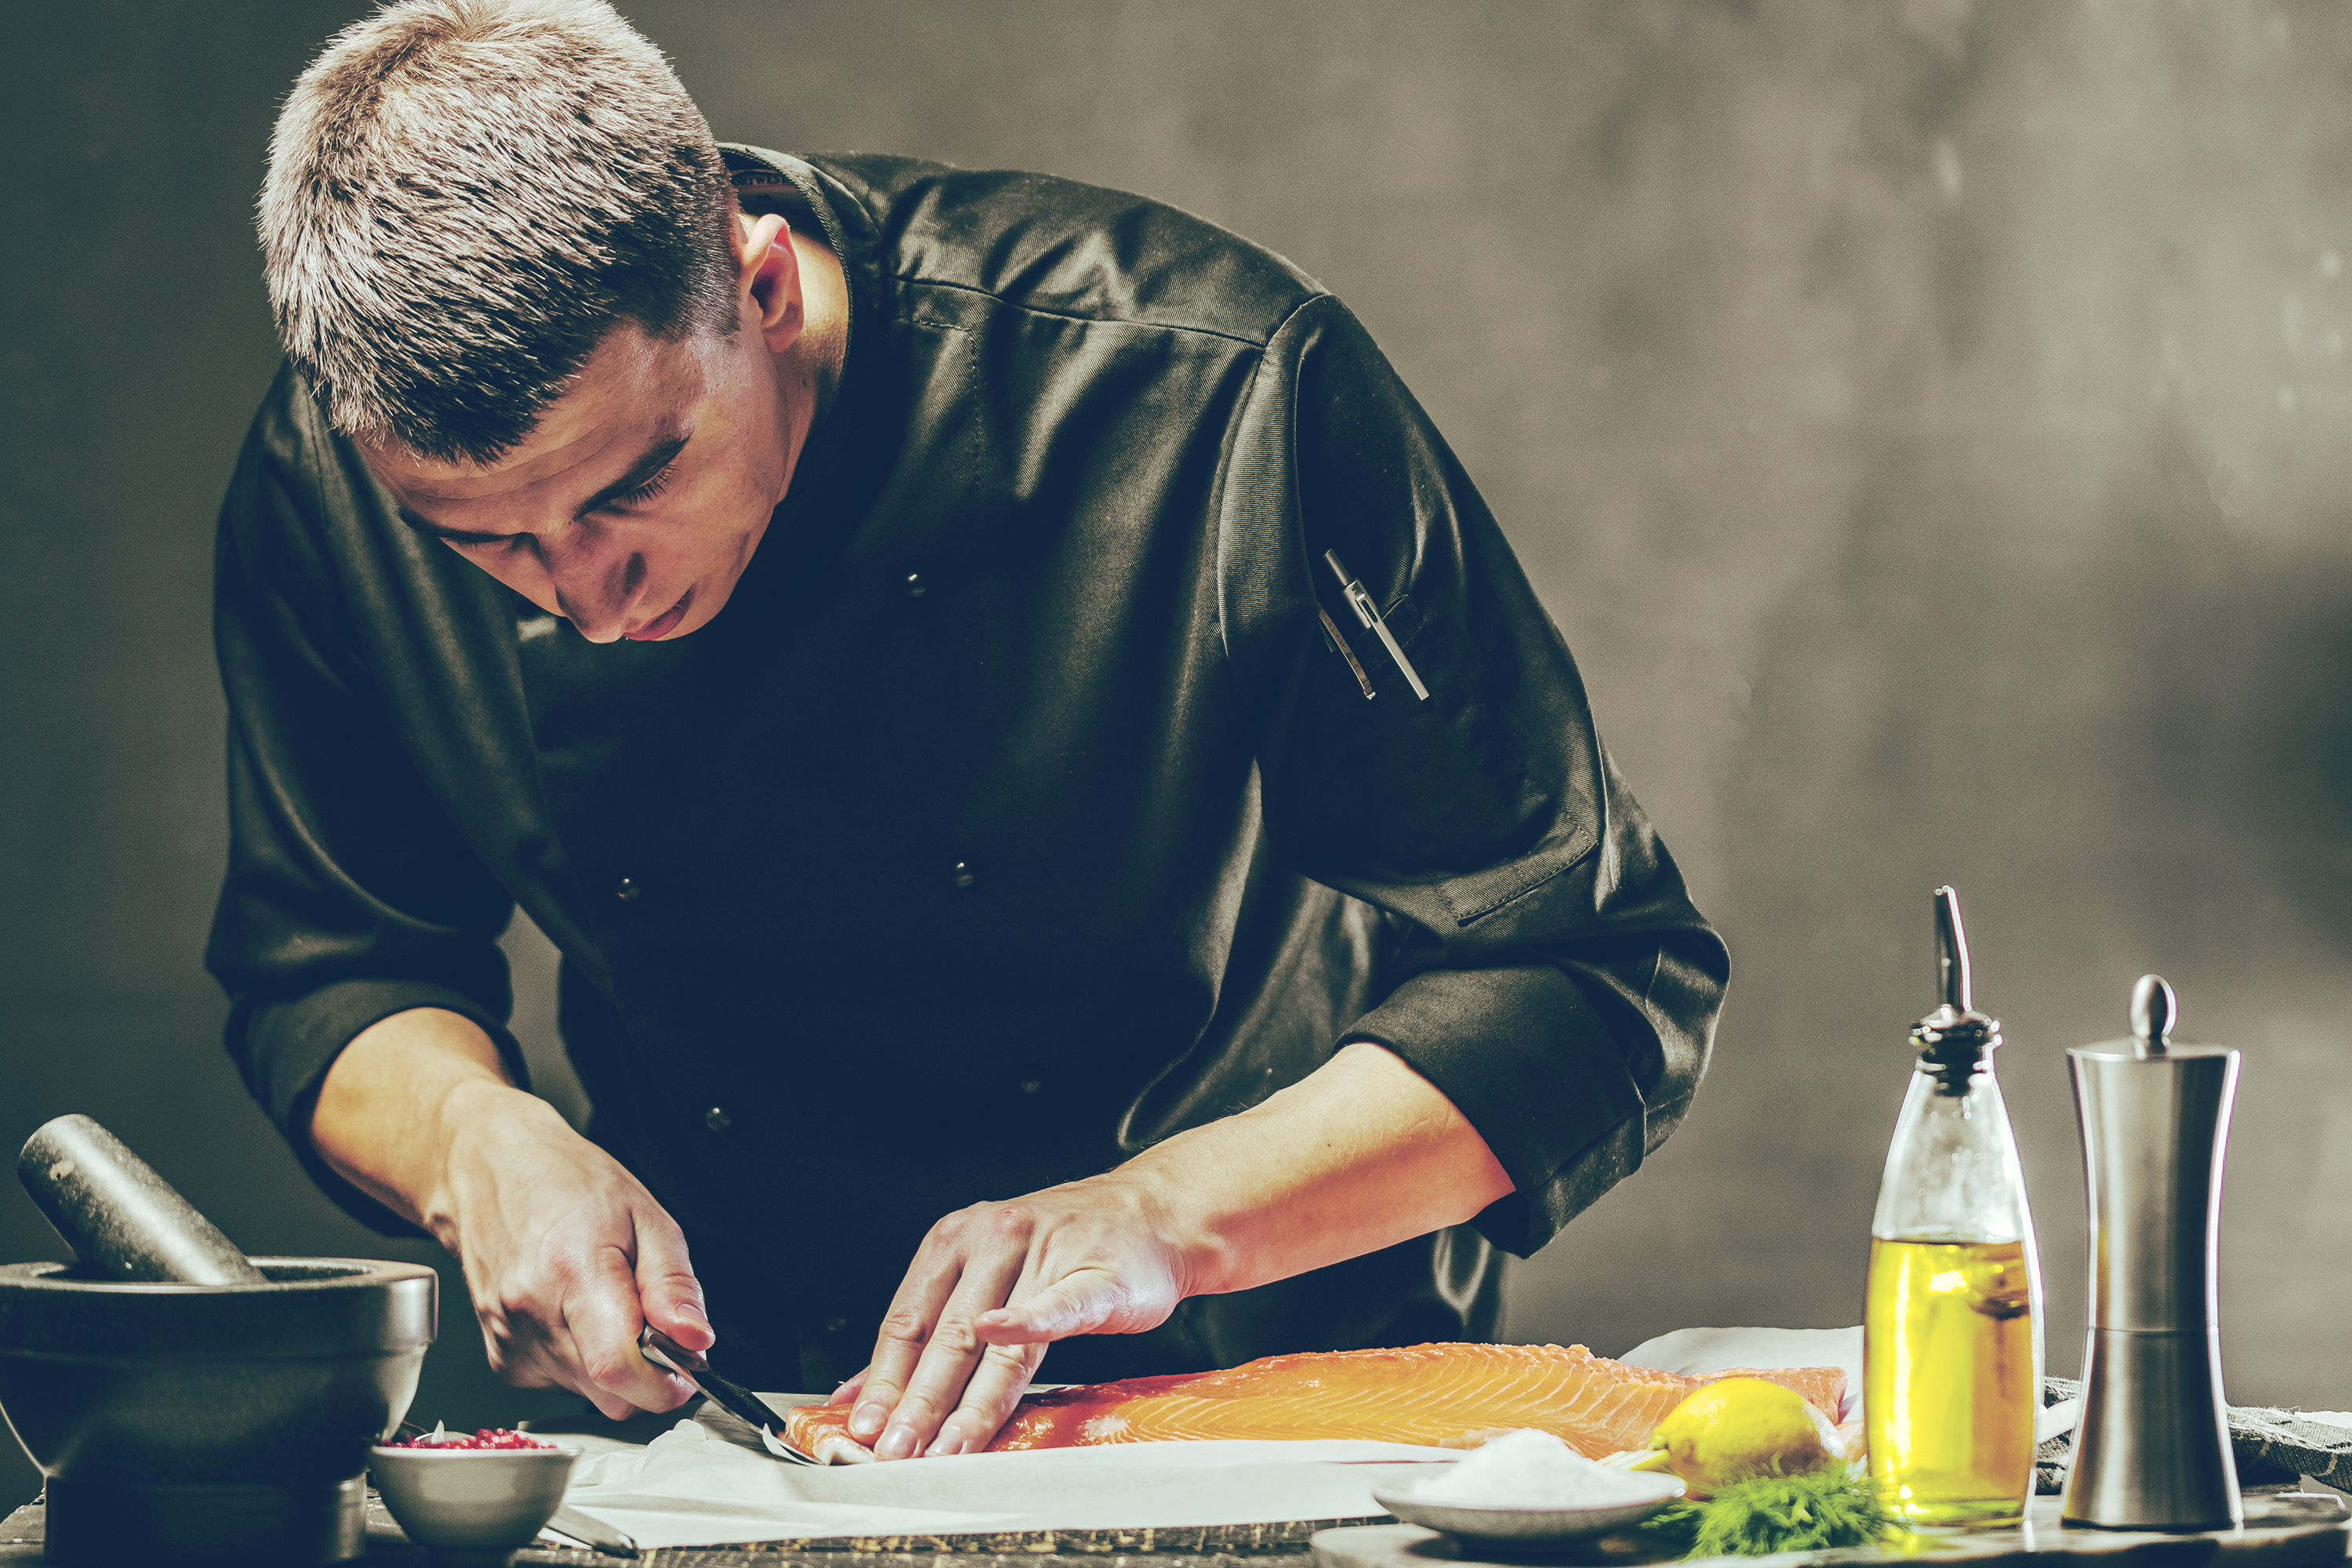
783,1341,1846,1463
1705,1364,1847,1421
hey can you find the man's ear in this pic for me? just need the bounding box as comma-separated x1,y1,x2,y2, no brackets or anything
734,210,801,350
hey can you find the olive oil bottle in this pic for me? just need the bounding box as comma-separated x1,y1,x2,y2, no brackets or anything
1864,887,2043,1526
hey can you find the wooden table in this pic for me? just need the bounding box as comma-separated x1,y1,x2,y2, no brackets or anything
1310,1494,2349,1568
0,1486,2336,1566
0,1492,1368,1566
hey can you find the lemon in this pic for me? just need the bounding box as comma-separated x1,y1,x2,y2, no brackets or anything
1628,1377,1846,1499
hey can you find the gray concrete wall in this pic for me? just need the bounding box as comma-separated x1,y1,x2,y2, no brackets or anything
5,0,2348,1511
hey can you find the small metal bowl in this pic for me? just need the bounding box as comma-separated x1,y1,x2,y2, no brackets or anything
369,1441,578,1566
1372,1472,1686,1550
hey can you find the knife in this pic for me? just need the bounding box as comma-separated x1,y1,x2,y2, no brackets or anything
543,1504,639,1559
637,1324,817,1463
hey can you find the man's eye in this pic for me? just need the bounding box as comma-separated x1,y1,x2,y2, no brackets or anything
452,534,532,556
607,463,678,510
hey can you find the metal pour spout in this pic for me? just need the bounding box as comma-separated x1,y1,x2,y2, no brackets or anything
1912,887,1999,1092
1935,884,1972,1013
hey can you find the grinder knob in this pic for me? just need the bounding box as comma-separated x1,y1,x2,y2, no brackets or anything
18,1113,267,1284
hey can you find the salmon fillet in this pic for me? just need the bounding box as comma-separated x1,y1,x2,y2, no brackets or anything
783,1342,1847,1463
1707,1364,1848,1419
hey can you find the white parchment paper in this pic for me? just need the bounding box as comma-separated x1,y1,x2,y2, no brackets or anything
561,1418,1455,1549
1620,1323,1865,1425
557,1329,1870,1550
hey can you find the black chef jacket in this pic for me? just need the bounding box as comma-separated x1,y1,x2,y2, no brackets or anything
206,146,1730,1392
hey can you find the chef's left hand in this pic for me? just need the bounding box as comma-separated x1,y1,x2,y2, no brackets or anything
833,1170,1201,1459
829,1043,1515,1461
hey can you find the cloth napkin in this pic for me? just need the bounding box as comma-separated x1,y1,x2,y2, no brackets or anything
2036,1378,2352,1494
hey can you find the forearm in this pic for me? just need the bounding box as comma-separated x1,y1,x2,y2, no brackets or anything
1128,1040,1513,1299
308,1005,548,1236
309,1006,709,1415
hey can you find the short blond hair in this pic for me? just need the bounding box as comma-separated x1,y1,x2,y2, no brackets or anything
261,0,737,463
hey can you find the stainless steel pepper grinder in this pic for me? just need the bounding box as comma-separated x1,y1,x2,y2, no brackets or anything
2061,974,2241,1531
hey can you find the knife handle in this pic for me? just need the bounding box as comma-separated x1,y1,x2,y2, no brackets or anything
639,1323,707,1375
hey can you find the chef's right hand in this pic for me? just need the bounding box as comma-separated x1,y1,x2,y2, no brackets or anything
308,1007,713,1421
434,1080,712,1419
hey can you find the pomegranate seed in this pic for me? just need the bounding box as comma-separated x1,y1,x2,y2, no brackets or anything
384,1426,557,1450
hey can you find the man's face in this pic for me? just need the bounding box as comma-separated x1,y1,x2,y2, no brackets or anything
362,292,793,644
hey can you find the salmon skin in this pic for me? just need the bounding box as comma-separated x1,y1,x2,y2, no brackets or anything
784,1342,1846,1463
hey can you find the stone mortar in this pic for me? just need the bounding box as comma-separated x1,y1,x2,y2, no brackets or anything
0,1256,436,1566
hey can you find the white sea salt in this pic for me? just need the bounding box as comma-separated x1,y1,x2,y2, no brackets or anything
1414,1429,1668,1508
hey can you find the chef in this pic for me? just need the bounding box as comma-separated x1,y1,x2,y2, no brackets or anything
209,0,1729,1461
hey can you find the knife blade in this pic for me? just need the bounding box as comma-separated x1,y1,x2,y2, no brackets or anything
543,1504,639,1558
637,1323,813,1461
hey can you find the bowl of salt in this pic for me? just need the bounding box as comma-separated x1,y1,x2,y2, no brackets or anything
1373,1430,1686,1548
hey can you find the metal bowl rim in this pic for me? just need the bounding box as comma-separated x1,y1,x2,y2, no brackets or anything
0,1258,437,1293
369,1444,580,1460
1370,1474,1686,1542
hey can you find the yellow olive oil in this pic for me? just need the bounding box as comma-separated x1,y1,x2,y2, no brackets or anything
1864,1236,2037,1525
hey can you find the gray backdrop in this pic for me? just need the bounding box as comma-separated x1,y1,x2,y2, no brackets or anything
5,0,2349,1512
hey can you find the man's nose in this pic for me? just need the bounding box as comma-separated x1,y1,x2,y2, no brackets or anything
543,532,648,643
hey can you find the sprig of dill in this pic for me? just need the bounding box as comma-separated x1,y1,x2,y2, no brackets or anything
1633,1469,1907,1559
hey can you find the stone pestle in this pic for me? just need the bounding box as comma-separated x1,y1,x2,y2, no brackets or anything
16,1113,268,1285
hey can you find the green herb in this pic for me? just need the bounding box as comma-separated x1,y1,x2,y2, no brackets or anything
1633,1469,1907,1559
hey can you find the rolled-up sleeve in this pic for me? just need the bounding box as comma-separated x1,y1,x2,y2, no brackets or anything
1218,296,1730,1256
205,368,527,1234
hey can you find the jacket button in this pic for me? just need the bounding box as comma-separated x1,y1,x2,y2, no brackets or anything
823,1316,849,1334
1020,1079,1042,1096
616,877,642,902
905,572,928,599
950,861,978,890
704,1105,731,1132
